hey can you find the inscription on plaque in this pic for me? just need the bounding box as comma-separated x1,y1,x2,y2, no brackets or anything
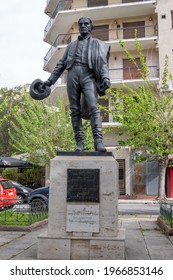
67,169,99,202
66,205,99,233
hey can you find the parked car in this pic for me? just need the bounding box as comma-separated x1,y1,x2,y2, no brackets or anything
28,186,49,211
11,181,32,204
25,183,43,190
0,178,17,208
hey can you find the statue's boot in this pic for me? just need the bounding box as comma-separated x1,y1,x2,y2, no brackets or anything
90,114,107,152
72,117,84,151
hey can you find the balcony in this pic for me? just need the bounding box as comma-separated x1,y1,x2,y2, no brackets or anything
44,0,156,45
43,25,158,73
44,0,72,18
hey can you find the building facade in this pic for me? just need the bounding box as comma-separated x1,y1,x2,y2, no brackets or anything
43,0,173,196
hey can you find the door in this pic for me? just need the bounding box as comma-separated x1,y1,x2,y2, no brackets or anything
146,160,159,195
123,21,145,39
92,25,109,41
117,159,125,195
123,58,142,80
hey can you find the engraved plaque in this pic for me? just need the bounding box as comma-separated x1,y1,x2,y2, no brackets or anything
67,169,99,202
66,205,99,233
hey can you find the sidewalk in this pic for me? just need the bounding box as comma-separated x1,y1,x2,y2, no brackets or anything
0,214,173,260
119,199,159,204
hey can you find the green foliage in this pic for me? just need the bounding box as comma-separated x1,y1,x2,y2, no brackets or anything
0,85,94,167
1,169,18,181
0,210,48,226
1,167,44,186
83,120,94,151
8,88,94,166
17,168,45,186
9,90,76,165
109,40,173,162
0,87,23,155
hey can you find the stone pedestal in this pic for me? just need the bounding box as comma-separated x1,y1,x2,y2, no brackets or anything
38,152,125,259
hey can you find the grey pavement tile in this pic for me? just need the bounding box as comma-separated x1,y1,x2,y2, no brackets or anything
0,231,26,237
141,231,165,238
11,244,37,260
121,221,140,229
0,248,24,260
139,221,159,230
149,250,173,260
126,228,144,239
168,235,173,243
125,238,150,260
0,237,15,243
142,230,170,238
125,228,150,259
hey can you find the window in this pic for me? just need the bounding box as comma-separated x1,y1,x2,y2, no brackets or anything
92,25,109,41
123,58,142,80
123,21,145,39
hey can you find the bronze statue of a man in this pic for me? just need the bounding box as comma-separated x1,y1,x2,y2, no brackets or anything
44,17,111,152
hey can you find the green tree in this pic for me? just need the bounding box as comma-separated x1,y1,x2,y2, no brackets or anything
9,90,74,165
9,89,93,166
0,87,23,155
108,40,173,198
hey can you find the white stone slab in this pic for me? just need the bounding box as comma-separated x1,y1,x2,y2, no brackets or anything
66,204,99,233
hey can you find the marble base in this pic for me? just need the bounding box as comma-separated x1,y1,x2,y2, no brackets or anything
38,229,125,260
37,152,125,259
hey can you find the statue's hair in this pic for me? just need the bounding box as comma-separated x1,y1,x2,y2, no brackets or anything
78,17,94,30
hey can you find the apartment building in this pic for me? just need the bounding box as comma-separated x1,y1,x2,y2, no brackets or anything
43,0,173,196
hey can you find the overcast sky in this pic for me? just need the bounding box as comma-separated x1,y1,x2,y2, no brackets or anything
0,0,49,88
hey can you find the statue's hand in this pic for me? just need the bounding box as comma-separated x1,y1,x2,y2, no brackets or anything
42,80,52,88
102,78,111,90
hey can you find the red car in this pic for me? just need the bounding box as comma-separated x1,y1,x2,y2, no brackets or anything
0,178,17,208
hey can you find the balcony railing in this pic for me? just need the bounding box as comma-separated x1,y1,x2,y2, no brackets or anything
44,25,157,65
50,66,159,89
109,66,159,81
45,0,72,34
44,0,156,35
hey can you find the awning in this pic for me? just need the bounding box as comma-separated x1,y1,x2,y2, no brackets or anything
0,157,32,168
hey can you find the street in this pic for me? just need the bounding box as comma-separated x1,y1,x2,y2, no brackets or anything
118,200,160,215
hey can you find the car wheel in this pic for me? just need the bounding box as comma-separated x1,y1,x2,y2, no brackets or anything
17,195,24,204
30,198,47,212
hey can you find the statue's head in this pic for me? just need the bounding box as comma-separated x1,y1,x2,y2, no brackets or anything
78,17,93,37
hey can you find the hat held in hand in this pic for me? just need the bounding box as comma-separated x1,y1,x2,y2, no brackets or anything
29,79,51,100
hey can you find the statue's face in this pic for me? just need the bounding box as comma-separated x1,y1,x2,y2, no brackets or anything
78,18,92,37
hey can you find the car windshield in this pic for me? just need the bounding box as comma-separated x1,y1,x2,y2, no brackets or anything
1,180,14,189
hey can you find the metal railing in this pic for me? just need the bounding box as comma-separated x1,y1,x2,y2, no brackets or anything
44,25,157,64
109,66,159,81
49,66,159,88
0,201,48,226
44,0,72,34
160,202,173,228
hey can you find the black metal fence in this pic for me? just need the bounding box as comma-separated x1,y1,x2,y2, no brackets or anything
160,202,173,228
0,202,48,226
